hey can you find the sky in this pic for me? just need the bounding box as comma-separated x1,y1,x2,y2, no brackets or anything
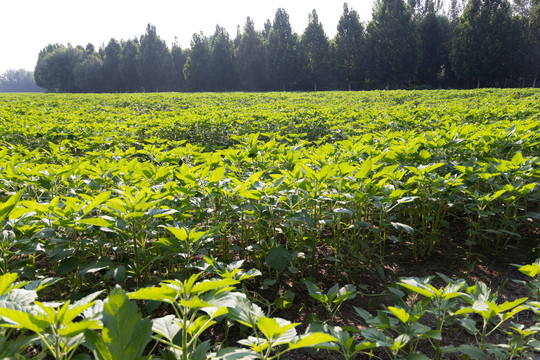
0,0,375,75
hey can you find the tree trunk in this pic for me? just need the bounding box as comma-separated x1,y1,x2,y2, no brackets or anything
477,78,481,88
533,68,538,88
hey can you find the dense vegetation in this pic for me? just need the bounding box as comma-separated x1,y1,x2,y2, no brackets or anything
0,69,43,93
0,89,539,358
33,0,540,93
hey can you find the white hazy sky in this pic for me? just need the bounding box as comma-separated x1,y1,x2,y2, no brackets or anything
0,0,375,74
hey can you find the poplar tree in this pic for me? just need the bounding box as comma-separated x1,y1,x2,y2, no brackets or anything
236,17,268,91
171,40,188,91
140,24,175,91
267,8,297,91
102,39,123,91
300,10,330,91
119,39,142,92
367,0,419,88
209,26,237,91
450,0,515,87
184,33,211,91
416,3,451,86
334,3,365,90
529,0,540,86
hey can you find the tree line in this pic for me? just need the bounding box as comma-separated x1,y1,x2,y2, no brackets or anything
0,69,43,92
34,0,540,92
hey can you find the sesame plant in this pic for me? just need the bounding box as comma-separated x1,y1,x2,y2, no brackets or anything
0,89,538,358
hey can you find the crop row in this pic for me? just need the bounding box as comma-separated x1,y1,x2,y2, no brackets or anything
0,89,539,358
1,261,540,359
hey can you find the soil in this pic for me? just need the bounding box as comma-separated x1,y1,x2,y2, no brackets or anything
244,223,540,359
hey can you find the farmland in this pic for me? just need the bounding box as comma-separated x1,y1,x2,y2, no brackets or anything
0,89,539,359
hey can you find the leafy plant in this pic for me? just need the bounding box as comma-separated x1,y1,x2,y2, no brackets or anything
304,280,356,325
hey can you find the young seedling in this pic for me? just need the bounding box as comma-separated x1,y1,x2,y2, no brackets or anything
455,281,528,356
129,272,243,360
513,258,540,300
304,280,356,325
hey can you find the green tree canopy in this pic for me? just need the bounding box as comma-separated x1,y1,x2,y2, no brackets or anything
140,24,175,91
102,39,123,91
334,3,365,90
73,53,104,92
367,0,419,88
450,0,515,87
184,32,211,91
528,0,540,86
171,40,188,91
119,39,142,92
34,45,86,92
209,26,237,91
0,69,43,92
267,8,298,91
235,17,268,91
300,10,330,91
416,3,452,86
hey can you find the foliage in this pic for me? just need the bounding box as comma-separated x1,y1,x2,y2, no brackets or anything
366,0,420,88
0,90,538,358
30,2,540,93
451,0,516,87
0,69,43,92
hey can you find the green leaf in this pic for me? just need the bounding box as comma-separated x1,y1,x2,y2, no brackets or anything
0,190,24,222
274,296,294,310
288,332,337,350
257,317,284,340
459,317,478,335
166,226,188,241
391,222,414,234
497,297,528,313
398,278,436,298
266,247,290,272
0,273,26,296
180,296,212,309
129,284,177,302
304,280,325,302
208,167,226,183
361,328,393,347
83,191,111,215
388,306,410,323
191,278,239,295
0,307,49,333
77,217,116,229
357,158,373,179
189,340,211,360
78,258,113,277
227,298,264,328
57,257,81,276
0,230,16,246
188,315,215,336
57,320,100,337
355,341,377,351
214,347,262,360
518,263,540,278
407,352,430,360
152,315,181,343
62,302,96,325
455,344,488,360
333,284,357,303
85,287,152,360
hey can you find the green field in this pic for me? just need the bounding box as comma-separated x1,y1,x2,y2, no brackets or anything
1,90,539,359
